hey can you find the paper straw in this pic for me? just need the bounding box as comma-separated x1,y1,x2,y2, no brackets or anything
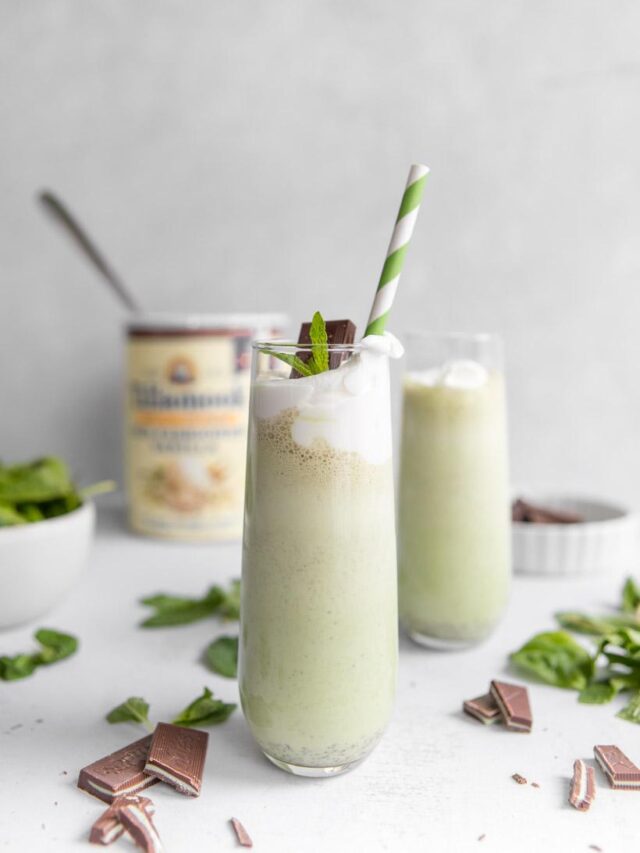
364,164,430,337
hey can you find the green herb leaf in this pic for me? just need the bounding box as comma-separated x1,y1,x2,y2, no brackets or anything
34,629,78,664
0,628,78,681
206,636,238,678
0,457,74,504
266,350,314,378
140,581,240,627
106,697,153,732
510,631,595,690
172,687,236,728
622,578,640,615
617,690,640,724
578,681,619,704
308,311,329,373
0,654,39,680
0,503,27,526
18,503,45,522
556,611,640,636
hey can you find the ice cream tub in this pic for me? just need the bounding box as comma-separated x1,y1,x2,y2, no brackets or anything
125,313,288,541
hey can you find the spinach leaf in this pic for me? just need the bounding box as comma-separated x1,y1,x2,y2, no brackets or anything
510,631,594,690
206,636,238,678
556,611,640,636
578,681,619,704
172,687,236,728
0,503,27,526
622,577,640,615
0,457,73,503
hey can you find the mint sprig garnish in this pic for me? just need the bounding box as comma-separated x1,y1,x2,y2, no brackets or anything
509,576,640,722
0,628,78,681
268,310,331,376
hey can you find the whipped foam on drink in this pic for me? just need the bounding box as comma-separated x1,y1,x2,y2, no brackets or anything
252,333,403,465
408,359,489,390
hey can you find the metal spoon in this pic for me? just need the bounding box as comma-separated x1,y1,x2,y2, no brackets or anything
38,190,141,313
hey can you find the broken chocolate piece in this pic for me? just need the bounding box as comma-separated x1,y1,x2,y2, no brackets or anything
512,773,527,785
463,693,502,725
78,736,158,803
512,499,583,524
118,800,163,852
144,723,208,797
490,680,532,732
569,759,596,811
89,795,154,846
594,744,640,789
230,817,253,847
294,318,357,374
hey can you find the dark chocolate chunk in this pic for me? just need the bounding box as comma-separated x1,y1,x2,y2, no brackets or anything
78,736,158,804
144,723,208,797
463,693,501,725
293,318,357,375
594,744,640,789
89,795,154,846
511,773,527,785
512,498,583,524
490,681,532,733
569,759,596,811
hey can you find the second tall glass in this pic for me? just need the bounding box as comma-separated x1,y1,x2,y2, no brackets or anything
398,332,511,649
239,340,398,776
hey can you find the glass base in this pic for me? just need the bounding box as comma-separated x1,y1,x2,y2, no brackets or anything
408,629,485,651
263,751,367,778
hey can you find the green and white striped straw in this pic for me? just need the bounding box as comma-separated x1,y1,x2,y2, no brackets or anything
364,163,430,337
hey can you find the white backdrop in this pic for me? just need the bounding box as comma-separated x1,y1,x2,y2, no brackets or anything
2,1,640,505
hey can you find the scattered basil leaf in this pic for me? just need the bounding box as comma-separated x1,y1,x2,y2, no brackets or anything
140,581,240,627
510,631,594,690
106,697,153,732
578,682,619,704
309,311,329,373
172,687,236,728
206,636,238,678
621,578,640,615
0,628,79,681
617,690,640,724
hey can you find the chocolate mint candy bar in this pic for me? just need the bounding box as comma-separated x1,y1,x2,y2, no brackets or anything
144,722,208,797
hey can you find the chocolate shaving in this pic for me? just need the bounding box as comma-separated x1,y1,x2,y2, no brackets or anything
118,800,163,852
569,759,596,811
512,498,583,524
89,795,154,846
512,773,527,785
230,817,253,847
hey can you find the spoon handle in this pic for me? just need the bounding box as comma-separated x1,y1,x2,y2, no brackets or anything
39,190,141,314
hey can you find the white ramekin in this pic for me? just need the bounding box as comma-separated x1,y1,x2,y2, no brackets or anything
512,495,639,577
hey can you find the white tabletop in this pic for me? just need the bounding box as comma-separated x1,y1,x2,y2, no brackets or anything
0,503,635,853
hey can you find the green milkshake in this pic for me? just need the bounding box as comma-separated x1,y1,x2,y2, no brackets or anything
398,334,510,648
239,337,401,776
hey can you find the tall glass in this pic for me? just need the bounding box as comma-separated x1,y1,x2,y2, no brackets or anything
239,340,398,777
398,332,510,649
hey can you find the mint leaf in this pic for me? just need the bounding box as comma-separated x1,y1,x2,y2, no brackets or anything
578,681,619,704
617,690,640,724
309,311,329,373
0,654,39,681
172,687,236,728
556,611,639,636
106,697,153,732
206,636,238,678
622,577,640,615
510,631,594,690
266,350,314,378
140,581,240,627
218,580,241,621
34,629,78,664
0,627,78,681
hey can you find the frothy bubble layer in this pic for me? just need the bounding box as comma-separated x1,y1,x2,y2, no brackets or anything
409,359,489,390
253,333,402,465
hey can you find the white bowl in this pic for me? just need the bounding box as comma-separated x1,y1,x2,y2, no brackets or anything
512,495,639,577
0,501,95,629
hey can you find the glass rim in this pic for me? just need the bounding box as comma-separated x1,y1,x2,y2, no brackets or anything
252,338,363,353
402,330,501,344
